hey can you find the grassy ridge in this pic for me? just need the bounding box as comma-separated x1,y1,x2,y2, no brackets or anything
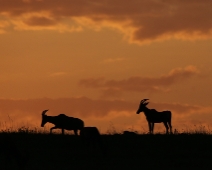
1,132,212,170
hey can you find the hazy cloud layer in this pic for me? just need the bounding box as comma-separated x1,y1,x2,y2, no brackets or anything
79,66,200,96
0,0,212,43
0,97,210,132
0,97,135,119
0,97,203,119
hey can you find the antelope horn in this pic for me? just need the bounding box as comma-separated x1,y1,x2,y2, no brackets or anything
42,109,49,115
140,99,149,104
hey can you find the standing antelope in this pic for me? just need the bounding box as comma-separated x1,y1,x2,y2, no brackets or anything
136,99,172,134
41,110,84,135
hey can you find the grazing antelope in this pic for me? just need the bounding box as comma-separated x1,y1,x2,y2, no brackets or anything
80,127,102,147
136,99,172,134
123,131,137,136
41,110,84,135
80,127,106,153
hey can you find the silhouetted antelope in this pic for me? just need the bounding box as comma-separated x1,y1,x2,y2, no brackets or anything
80,127,105,153
41,110,84,135
123,131,137,136
80,127,101,146
136,99,172,134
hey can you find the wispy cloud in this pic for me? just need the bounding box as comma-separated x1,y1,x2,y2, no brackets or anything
102,58,126,64
0,20,9,33
79,65,200,97
23,16,57,26
1,0,212,43
49,72,67,77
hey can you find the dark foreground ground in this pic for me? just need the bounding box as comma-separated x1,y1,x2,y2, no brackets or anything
0,132,212,170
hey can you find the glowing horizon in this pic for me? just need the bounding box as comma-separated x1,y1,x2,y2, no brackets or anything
1,0,212,133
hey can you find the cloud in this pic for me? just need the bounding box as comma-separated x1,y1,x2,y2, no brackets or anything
149,102,202,115
79,65,200,96
49,72,67,77
0,97,135,120
0,97,210,133
102,58,126,64
0,97,203,120
23,16,57,26
10,13,83,32
0,20,9,33
0,0,212,43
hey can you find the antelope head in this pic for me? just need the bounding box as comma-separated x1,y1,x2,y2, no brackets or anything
136,99,149,114
41,109,49,127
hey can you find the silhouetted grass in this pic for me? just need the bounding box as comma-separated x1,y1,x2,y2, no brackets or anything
1,126,212,169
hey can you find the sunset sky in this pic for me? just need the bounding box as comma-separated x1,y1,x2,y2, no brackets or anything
1,0,212,133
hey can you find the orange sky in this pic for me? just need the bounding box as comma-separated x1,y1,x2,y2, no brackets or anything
1,0,212,133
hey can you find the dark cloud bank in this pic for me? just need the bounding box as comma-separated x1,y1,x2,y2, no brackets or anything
79,66,200,97
1,0,212,43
